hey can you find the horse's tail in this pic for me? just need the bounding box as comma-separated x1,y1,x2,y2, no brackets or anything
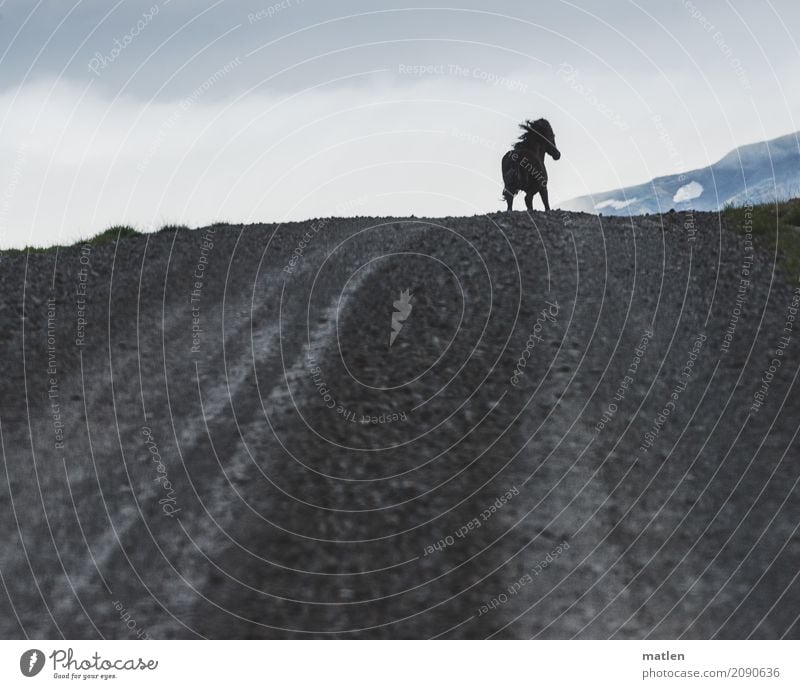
501,150,517,198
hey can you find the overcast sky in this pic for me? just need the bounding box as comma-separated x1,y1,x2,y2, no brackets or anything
1,0,798,247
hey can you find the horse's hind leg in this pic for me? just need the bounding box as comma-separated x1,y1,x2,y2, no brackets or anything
524,192,534,211
503,189,514,212
540,186,551,212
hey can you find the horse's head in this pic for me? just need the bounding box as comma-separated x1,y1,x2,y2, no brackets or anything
520,118,561,160
536,119,561,160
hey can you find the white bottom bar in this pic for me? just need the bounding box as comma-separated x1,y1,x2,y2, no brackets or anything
1,640,798,687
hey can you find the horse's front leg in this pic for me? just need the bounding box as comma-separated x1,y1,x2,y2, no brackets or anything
503,189,514,212
539,185,551,212
524,192,534,211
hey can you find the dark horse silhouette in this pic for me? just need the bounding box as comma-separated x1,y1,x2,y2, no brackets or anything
501,118,560,212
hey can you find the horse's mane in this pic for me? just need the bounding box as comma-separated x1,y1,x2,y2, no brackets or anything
513,118,554,151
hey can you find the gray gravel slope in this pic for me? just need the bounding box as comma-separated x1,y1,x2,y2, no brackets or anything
0,210,798,639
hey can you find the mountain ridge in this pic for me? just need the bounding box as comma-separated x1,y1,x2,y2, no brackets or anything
562,130,800,215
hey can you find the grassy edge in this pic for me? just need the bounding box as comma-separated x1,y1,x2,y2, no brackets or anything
722,198,800,285
0,224,190,257
3,203,800,282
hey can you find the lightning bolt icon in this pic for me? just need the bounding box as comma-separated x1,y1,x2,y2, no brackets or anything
390,289,413,347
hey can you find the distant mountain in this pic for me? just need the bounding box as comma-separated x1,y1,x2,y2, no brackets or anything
561,131,800,215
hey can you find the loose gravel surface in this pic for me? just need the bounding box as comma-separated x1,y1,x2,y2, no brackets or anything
1,210,798,639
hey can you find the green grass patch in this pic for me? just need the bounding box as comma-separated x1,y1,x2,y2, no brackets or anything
156,223,191,234
84,225,142,246
0,244,57,258
0,224,156,256
723,198,800,284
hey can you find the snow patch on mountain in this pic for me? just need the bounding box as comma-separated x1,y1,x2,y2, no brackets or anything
595,198,638,210
673,181,703,203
